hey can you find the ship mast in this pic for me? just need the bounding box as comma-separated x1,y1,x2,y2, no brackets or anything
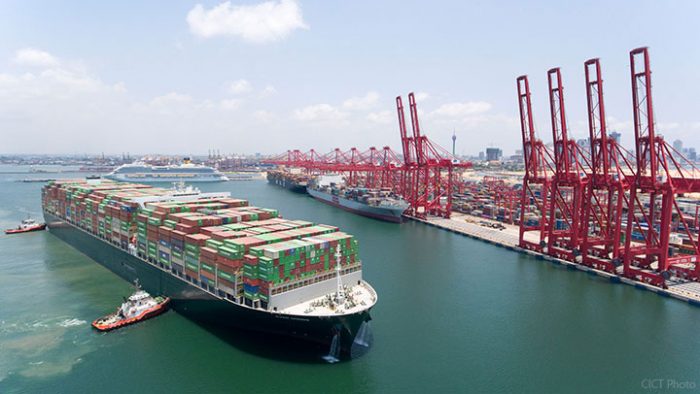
334,245,344,305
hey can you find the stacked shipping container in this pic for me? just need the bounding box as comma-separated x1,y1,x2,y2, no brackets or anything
42,180,361,309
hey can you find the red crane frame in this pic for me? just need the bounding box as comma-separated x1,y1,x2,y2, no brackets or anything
622,47,700,286
516,75,554,252
265,92,471,220
579,58,635,272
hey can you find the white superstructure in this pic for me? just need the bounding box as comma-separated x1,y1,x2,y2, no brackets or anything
106,162,228,183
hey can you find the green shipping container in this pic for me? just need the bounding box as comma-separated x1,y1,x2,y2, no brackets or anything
200,262,215,273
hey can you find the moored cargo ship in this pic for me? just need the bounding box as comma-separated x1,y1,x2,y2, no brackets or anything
308,176,409,223
42,179,376,356
266,169,309,193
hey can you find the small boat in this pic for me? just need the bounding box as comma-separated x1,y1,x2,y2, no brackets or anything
5,217,47,234
92,283,170,331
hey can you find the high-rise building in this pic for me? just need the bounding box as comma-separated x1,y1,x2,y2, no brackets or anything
687,148,697,162
673,139,684,153
609,131,621,144
486,147,502,162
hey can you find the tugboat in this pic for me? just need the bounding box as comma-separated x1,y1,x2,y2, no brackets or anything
92,281,170,331
4,217,47,234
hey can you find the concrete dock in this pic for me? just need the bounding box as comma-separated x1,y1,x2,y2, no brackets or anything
412,212,700,307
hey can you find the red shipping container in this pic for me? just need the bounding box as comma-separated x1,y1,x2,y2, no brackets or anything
200,226,225,236
212,231,245,241
218,263,237,275
218,278,236,289
200,270,215,281
218,255,243,269
176,223,198,234
244,254,258,266
200,246,218,259
171,230,187,240
185,233,211,246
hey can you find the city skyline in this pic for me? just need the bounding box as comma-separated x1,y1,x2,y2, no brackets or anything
2,1,700,155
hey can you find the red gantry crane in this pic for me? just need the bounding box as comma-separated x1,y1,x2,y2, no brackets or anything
396,92,470,218
265,92,471,220
622,47,700,286
516,75,554,252
544,68,590,260
579,58,635,273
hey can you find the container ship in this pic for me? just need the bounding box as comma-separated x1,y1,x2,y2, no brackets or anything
308,175,409,223
266,169,310,193
106,159,228,183
41,179,376,356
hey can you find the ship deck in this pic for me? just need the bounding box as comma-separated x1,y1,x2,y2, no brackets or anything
281,281,377,317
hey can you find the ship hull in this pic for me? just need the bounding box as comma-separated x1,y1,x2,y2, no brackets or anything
307,188,406,223
43,211,371,356
266,173,308,193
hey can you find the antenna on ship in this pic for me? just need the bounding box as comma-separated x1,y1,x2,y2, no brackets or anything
334,245,344,306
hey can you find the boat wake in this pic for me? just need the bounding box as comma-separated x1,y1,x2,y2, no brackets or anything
0,317,87,334
350,322,373,359
322,333,341,364
57,318,87,328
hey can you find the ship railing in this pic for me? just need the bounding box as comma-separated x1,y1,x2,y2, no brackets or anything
363,281,378,301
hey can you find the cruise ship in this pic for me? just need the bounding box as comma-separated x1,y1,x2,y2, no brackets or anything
106,159,228,183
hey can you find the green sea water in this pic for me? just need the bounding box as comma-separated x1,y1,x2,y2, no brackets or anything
1,167,699,393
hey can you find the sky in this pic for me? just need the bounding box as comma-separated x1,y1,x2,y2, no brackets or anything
1,0,700,156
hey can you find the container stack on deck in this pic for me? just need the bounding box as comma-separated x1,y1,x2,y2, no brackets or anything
42,179,361,309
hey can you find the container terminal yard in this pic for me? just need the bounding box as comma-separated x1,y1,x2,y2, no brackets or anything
265,48,700,307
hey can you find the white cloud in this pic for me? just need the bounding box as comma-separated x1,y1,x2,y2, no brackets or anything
430,101,492,118
414,92,430,101
293,104,347,121
220,98,242,110
658,122,680,131
13,48,60,68
0,68,117,102
229,79,252,94
113,82,128,93
253,110,275,121
186,0,309,43
342,91,379,110
150,92,192,107
367,110,393,124
259,84,278,97
606,116,633,133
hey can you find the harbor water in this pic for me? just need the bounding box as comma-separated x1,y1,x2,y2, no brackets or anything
1,167,699,393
